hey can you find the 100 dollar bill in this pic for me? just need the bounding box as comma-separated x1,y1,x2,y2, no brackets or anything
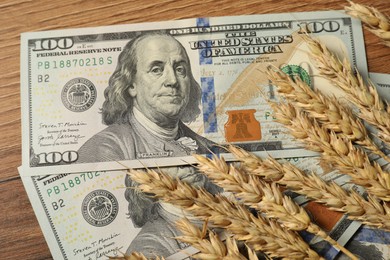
20,72,390,259
21,11,367,176
20,153,390,260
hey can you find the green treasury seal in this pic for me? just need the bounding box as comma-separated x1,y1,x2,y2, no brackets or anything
281,65,311,87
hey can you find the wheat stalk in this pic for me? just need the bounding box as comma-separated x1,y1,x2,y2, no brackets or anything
302,33,390,145
227,145,390,231
345,0,390,47
266,67,389,161
128,168,322,260
175,217,259,260
194,154,358,259
269,101,390,201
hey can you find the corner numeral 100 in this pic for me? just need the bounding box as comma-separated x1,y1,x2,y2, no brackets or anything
37,151,78,164
33,38,74,51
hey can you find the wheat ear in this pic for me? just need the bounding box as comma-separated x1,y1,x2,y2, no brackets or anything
194,154,358,259
128,168,321,260
227,145,390,231
266,67,389,162
302,33,390,145
175,217,259,260
345,0,390,47
270,101,390,201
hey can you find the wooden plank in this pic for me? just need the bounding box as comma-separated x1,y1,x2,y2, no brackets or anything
0,178,52,259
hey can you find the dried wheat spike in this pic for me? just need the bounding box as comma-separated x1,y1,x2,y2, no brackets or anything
175,217,259,260
228,144,390,231
302,33,390,145
345,1,390,47
128,168,322,260
270,101,390,201
194,154,358,259
266,67,389,162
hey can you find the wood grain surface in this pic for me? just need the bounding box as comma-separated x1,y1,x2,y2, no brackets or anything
0,0,389,259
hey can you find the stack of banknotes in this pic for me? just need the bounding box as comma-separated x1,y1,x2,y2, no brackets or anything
19,10,390,259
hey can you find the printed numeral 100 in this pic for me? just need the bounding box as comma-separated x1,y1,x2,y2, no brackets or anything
298,21,340,33
33,37,74,51
37,151,78,164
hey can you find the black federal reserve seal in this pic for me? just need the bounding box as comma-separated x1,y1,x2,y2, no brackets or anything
82,189,118,227
61,78,96,112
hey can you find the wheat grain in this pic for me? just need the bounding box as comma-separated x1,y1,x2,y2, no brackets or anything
128,168,322,260
269,101,390,201
345,1,390,46
302,33,390,145
175,217,259,260
227,145,390,231
266,67,389,161
194,154,267,208
194,154,358,259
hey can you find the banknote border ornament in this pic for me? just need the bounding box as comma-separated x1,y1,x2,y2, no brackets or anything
81,189,118,227
61,77,97,112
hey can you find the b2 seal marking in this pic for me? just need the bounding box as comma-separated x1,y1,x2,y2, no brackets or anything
82,189,118,227
61,78,96,112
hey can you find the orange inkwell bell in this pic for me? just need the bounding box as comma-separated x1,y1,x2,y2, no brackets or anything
224,109,261,142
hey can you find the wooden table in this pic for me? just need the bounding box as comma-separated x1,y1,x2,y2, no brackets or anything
0,0,389,259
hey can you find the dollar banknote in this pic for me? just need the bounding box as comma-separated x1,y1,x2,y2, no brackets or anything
20,153,390,260
20,165,239,260
21,10,368,176
20,165,247,260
